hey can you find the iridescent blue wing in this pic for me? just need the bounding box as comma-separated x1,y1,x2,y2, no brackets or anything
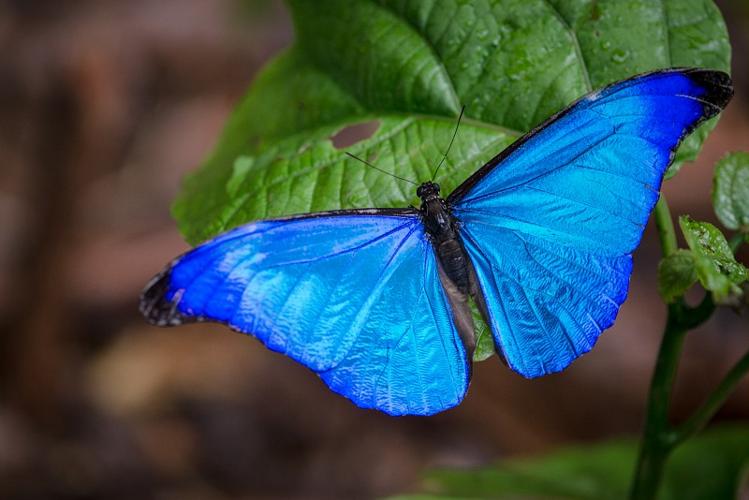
140,210,470,416
448,68,732,378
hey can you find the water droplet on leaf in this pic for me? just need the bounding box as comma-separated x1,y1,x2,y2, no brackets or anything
612,49,629,63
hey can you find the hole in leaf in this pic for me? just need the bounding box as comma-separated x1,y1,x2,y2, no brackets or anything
330,120,380,149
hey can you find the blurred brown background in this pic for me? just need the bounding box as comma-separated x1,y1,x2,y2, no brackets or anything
0,1,747,498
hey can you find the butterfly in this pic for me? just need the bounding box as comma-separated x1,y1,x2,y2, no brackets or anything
141,68,733,416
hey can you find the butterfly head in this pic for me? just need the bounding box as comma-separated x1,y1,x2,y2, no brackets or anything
417,181,441,202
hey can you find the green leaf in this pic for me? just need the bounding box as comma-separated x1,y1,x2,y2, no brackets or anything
173,47,365,240
175,0,730,245
178,115,515,243
401,426,749,500
422,441,634,499
658,250,698,303
679,216,749,302
471,302,495,362
662,427,749,500
680,216,747,280
713,152,749,232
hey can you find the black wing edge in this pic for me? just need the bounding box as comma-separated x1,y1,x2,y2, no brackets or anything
139,268,195,327
447,67,734,204
139,206,420,327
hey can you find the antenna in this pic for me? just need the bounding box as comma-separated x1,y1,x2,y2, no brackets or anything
344,152,418,186
431,105,465,180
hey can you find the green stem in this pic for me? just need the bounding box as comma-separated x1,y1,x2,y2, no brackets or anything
682,293,715,330
673,349,749,446
654,197,678,257
629,304,687,500
630,197,684,500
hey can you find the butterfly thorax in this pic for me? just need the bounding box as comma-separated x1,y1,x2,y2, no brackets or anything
417,182,471,295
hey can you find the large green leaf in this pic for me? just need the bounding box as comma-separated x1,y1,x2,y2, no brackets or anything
713,152,749,232
394,426,749,500
175,0,730,245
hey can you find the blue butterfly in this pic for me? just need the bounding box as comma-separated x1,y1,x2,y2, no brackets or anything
141,68,732,416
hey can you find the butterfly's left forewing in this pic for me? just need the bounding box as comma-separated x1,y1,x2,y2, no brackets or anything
449,69,733,378
141,210,470,416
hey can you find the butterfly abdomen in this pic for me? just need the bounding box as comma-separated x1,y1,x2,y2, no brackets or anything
436,239,471,294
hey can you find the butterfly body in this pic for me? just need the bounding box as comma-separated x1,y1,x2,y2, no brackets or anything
141,68,733,416
418,181,472,296
417,180,479,357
